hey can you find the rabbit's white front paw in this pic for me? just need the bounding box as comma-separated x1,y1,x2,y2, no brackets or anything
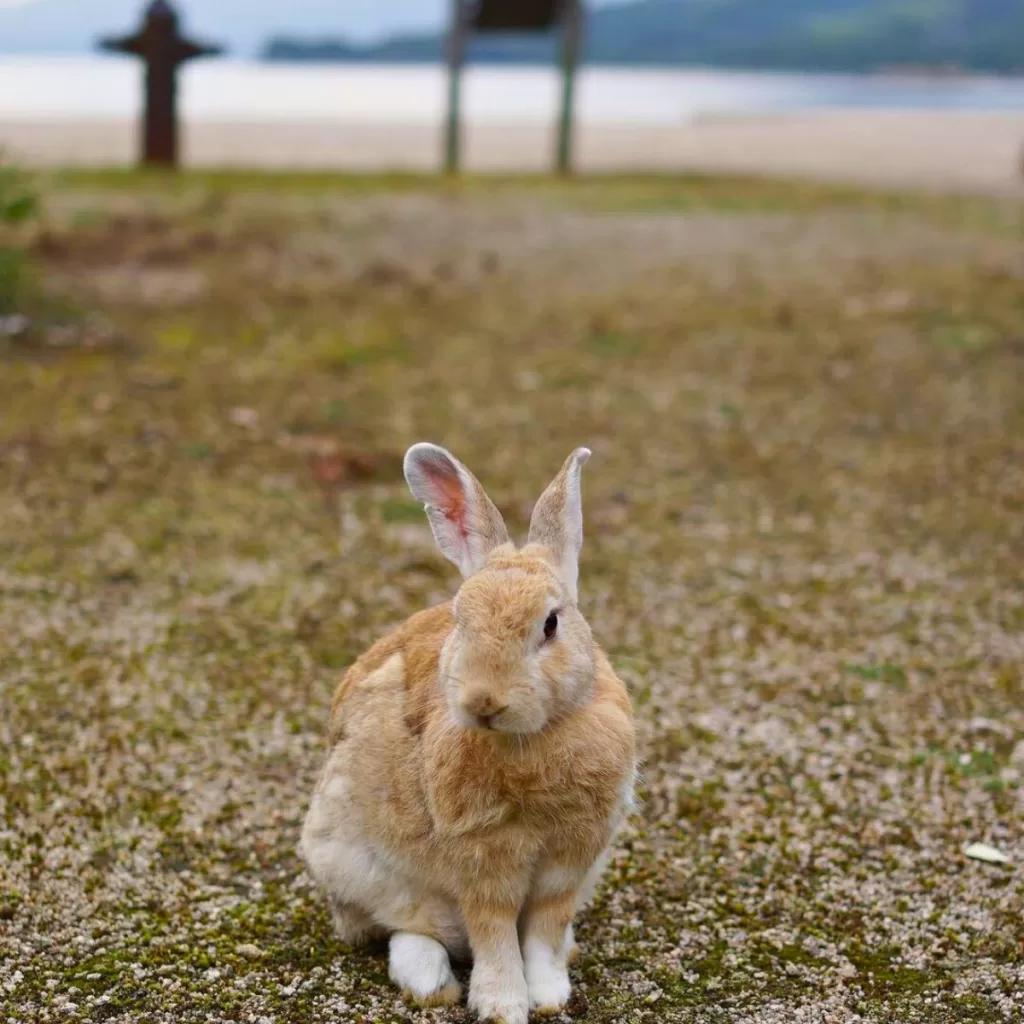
524,936,571,1014
389,933,461,1007
468,962,529,1024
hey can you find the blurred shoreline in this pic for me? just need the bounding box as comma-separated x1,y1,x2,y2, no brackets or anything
3,58,1024,124
2,112,1022,195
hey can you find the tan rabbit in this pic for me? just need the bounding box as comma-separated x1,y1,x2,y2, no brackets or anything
300,443,636,1024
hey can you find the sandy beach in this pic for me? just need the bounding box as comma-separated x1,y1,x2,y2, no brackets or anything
2,111,1023,193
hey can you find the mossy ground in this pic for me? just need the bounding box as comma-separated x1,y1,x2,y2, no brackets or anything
2,172,1022,1023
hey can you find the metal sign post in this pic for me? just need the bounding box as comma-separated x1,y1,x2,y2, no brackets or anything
556,0,583,176
445,0,469,175
445,0,584,176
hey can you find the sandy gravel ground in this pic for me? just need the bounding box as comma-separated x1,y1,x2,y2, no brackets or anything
1,111,1023,194
1,176,1023,1023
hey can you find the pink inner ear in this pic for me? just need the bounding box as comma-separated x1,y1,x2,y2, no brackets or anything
422,459,470,540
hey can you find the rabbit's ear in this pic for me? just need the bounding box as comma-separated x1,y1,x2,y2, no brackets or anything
528,447,591,603
404,443,511,577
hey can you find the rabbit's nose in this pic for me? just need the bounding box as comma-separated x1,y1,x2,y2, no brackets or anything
462,690,507,720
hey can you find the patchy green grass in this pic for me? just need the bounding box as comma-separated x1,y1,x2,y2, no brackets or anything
1,173,1023,1024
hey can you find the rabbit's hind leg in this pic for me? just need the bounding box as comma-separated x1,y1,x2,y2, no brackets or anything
377,882,468,1006
329,896,386,945
388,932,461,1007
302,792,467,1005
301,785,388,947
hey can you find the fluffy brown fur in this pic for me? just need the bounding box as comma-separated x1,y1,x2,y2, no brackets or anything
301,444,636,1024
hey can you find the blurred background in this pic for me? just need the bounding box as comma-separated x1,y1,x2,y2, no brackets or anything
1,0,1023,184
2,4,1023,1024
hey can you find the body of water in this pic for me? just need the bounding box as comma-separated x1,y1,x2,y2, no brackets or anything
2,55,1024,123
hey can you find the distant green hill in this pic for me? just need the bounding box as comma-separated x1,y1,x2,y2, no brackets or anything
263,0,1024,73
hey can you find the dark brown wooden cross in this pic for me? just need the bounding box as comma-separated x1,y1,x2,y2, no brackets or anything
99,1,222,169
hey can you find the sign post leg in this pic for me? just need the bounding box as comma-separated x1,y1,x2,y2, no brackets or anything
445,0,468,174
556,0,582,176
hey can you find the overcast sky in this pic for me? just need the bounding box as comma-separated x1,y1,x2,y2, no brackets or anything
0,1,628,54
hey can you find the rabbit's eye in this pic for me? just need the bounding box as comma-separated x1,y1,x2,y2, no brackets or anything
543,612,558,641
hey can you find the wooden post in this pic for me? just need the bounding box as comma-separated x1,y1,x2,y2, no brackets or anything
99,1,221,169
445,0,468,174
556,0,582,176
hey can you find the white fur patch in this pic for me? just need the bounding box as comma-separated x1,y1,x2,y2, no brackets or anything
469,960,530,1024
389,933,459,1003
523,934,572,1013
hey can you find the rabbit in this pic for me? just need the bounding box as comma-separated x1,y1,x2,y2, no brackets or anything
300,442,636,1024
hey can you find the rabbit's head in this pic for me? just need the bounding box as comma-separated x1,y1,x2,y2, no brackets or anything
404,443,597,736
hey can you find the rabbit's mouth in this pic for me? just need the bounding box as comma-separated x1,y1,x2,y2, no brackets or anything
473,711,504,731
451,694,547,736
458,705,518,734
